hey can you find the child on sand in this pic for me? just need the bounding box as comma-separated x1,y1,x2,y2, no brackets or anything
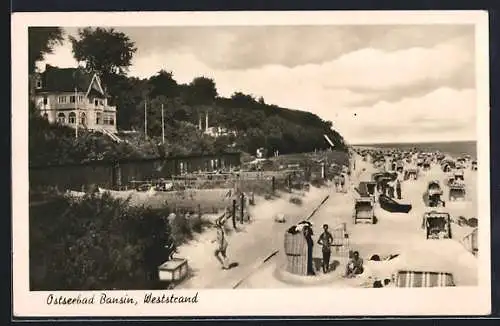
345,251,364,278
212,215,230,270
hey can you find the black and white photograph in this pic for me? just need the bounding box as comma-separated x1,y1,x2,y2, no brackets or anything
12,11,490,317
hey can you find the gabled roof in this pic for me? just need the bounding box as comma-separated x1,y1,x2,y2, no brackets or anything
34,64,107,97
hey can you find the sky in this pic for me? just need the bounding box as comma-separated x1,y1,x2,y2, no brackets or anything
38,25,477,144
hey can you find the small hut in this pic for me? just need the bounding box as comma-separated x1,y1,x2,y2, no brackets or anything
284,221,313,275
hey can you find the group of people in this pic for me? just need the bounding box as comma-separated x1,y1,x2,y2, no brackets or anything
316,224,364,278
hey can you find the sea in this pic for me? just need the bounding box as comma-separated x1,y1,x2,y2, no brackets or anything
353,140,477,159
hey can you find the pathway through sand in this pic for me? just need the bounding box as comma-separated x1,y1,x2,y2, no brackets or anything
175,153,478,289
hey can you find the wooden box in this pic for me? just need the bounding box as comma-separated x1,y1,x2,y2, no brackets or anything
158,258,189,282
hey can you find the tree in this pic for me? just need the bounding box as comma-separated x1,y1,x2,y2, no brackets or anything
28,27,65,73
148,70,179,98
70,27,137,84
230,92,256,108
186,77,218,105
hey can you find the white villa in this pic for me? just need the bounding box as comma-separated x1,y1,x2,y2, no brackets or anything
32,64,117,133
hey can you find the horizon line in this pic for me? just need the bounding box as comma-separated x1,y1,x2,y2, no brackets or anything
350,139,477,146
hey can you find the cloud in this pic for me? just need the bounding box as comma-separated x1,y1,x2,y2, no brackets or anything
323,35,475,104
332,87,476,144
99,25,474,70
37,25,477,144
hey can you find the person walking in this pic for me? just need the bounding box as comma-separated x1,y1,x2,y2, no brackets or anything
340,173,346,193
212,215,230,270
317,224,334,273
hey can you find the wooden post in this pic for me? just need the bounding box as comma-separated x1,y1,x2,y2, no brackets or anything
240,193,245,223
232,199,237,229
144,100,148,140
161,103,165,144
272,176,276,193
114,162,122,190
287,174,292,192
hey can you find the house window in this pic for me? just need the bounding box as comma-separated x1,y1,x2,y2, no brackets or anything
94,99,99,106
96,112,102,125
58,96,67,104
57,112,66,124
70,96,76,103
35,79,42,89
78,95,84,103
43,96,48,105
103,115,115,125
68,112,76,124
80,112,86,125
43,113,48,120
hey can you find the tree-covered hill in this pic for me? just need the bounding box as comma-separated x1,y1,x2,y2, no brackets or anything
108,70,347,156
29,27,347,166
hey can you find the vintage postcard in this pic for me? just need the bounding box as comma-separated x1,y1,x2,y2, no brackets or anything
12,11,491,317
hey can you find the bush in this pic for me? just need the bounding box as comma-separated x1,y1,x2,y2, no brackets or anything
289,196,303,205
310,178,326,188
188,213,212,234
29,193,209,291
170,212,192,244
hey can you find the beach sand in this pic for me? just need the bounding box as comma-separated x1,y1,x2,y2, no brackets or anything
195,153,478,289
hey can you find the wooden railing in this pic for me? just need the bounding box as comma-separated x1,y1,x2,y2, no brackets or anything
460,227,478,256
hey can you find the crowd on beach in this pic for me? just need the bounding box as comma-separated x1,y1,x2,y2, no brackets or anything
281,146,477,288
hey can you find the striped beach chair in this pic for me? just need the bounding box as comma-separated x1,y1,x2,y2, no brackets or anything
395,270,455,288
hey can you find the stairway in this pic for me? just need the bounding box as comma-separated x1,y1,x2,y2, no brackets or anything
98,128,123,143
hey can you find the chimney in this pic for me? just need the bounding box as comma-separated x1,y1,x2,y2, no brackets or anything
205,112,209,131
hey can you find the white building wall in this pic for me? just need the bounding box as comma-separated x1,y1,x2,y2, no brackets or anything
35,91,117,132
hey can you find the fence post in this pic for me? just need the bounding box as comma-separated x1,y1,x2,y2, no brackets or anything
232,199,237,229
272,176,276,193
240,193,245,224
287,174,292,192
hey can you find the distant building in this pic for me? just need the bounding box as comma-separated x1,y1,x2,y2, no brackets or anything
204,126,236,138
199,112,236,138
31,64,117,133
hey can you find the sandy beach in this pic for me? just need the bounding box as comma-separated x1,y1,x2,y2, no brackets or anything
174,152,478,289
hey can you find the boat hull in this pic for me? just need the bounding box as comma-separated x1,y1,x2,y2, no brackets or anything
379,195,412,213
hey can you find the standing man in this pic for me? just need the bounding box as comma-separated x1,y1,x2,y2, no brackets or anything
340,173,346,193
396,171,403,200
303,225,315,276
212,215,230,270
317,224,334,273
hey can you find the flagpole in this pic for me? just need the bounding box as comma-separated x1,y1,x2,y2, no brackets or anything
75,87,78,139
144,100,148,140
161,103,165,144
